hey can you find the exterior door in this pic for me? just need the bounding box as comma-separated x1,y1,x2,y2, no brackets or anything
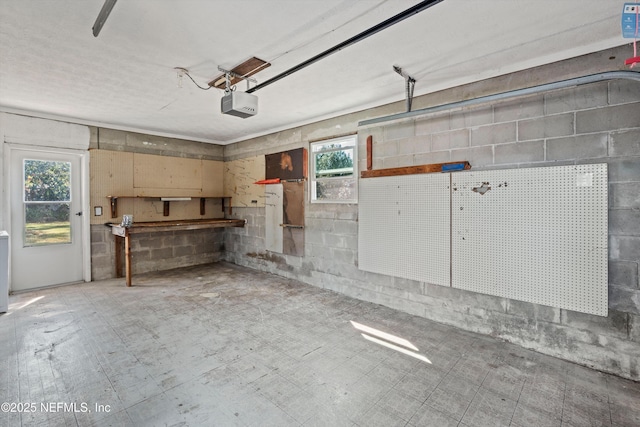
10,148,84,291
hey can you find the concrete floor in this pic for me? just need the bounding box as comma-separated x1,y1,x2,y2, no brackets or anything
1,262,639,427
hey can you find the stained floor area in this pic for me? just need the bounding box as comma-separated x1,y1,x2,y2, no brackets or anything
1,262,639,427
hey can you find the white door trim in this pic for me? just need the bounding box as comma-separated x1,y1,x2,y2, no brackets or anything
3,143,91,292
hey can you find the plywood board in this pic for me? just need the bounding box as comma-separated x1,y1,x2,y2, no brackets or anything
224,156,265,207
451,164,608,316
265,184,283,253
202,159,224,196
133,153,202,194
90,149,224,224
283,181,304,257
90,150,134,224
132,199,219,222
358,173,450,286
90,150,134,196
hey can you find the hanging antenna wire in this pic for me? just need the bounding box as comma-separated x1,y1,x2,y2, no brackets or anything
174,67,213,90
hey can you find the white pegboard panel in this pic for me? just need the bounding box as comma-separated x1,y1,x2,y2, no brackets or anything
265,184,283,253
451,164,608,316
358,173,450,286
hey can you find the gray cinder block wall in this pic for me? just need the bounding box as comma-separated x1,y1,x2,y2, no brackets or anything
223,45,640,380
91,226,226,280
89,128,225,280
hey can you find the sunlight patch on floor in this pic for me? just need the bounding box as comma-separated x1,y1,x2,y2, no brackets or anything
350,320,431,364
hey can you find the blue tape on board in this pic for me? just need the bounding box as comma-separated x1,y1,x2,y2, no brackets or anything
441,163,466,172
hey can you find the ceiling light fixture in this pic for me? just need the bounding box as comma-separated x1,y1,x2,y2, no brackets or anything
176,68,185,88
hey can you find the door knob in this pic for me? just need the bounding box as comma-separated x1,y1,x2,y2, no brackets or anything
75,212,83,216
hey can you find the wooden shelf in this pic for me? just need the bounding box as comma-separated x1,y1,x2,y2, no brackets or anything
108,218,246,235
107,195,232,218
360,161,471,178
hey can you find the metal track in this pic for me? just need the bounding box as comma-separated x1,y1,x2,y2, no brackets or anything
247,0,444,93
359,71,640,127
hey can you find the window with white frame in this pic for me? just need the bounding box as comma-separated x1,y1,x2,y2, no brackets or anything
310,135,357,203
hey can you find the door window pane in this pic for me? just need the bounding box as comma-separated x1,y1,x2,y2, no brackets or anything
23,160,72,246
24,204,71,246
24,160,71,202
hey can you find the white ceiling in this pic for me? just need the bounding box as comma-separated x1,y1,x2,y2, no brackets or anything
0,0,629,145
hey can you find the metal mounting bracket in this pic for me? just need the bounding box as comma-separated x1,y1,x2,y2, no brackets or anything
393,65,416,112
218,66,257,91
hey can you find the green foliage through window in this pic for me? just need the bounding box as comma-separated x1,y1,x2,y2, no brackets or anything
315,145,354,177
23,160,71,226
311,137,357,203
24,160,71,202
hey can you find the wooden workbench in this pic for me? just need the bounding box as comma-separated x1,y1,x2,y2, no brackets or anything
108,218,245,286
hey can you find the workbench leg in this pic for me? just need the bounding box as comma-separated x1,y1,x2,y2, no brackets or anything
115,235,123,278
125,233,132,287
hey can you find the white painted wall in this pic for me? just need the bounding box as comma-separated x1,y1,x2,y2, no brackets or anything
0,113,91,285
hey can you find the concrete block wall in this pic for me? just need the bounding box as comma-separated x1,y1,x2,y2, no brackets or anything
359,80,640,379
222,46,640,380
91,225,225,280
89,127,224,161
365,80,640,379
